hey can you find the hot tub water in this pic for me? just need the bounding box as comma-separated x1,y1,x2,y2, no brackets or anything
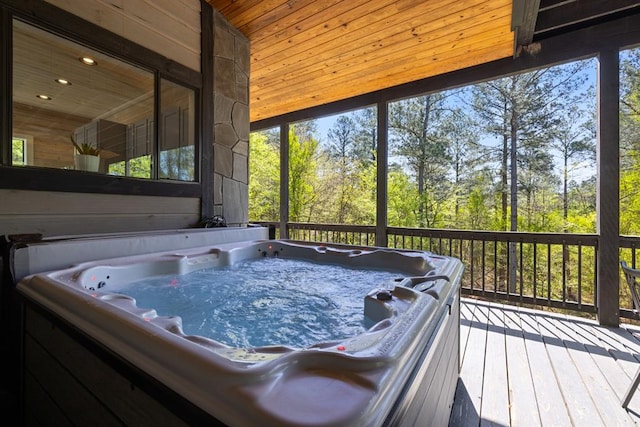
112,257,402,348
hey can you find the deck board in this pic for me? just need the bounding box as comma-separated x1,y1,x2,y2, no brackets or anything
480,305,510,426
502,306,539,426
450,299,640,426
449,300,486,426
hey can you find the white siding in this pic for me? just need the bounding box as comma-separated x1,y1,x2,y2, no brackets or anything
0,189,200,237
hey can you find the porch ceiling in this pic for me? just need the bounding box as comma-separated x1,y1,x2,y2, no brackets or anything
209,0,514,122
210,0,640,123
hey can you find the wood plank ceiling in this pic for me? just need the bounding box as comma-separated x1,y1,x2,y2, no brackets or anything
208,0,515,122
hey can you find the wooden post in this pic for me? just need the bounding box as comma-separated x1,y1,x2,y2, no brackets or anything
376,101,388,247
596,48,620,327
1,9,10,166
200,0,214,220
280,124,289,239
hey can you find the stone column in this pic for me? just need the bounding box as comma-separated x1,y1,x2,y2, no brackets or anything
212,10,249,226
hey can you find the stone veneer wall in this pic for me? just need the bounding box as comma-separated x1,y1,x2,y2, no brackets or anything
212,10,250,225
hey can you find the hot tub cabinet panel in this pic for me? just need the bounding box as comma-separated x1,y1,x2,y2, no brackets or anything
14,235,463,426
386,291,460,426
22,304,212,426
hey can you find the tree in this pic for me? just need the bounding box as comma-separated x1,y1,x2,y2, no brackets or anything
249,132,280,221
550,107,595,232
288,124,320,222
440,107,483,226
620,48,640,235
387,165,418,227
472,62,589,290
351,107,377,165
326,116,366,223
389,93,452,228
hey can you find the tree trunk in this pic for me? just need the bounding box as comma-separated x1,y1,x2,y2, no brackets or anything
509,101,518,293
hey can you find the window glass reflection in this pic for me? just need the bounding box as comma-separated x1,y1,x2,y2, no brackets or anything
159,79,196,181
11,19,197,183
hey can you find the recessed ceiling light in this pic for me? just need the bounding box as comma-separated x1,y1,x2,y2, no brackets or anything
55,78,71,85
36,94,52,100
80,56,97,66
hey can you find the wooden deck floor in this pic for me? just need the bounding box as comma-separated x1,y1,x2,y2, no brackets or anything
449,298,640,426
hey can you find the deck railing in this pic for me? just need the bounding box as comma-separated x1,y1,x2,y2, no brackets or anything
253,221,640,319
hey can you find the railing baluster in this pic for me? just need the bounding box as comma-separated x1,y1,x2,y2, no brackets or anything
493,240,498,298
577,242,582,309
547,243,552,306
481,240,486,294
533,242,537,304
470,240,474,291
562,240,567,307
519,240,524,299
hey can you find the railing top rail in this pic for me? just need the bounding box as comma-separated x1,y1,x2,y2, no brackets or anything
253,221,603,246
287,222,376,233
389,227,599,245
620,235,640,248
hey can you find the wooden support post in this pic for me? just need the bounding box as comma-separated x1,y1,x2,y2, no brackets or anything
596,48,620,327
200,0,214,220
279,124,289,239
1,9,11,166
376,101,388,248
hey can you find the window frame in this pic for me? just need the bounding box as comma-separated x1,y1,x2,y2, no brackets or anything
0,1,207,198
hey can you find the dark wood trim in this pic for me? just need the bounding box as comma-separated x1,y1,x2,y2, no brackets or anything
535,0,640,39
0,8,10,165
152,73,161,181
596,48,620,327
512,0,541,47
279,124,289,239
251,95,382,132
200,0,214,219
538,0,575,13
0,166,201,197
375,101,388,247
251,11,640,131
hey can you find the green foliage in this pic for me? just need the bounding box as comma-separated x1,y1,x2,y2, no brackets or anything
70,133,100,155
388,167,418,227
621,48,640,235
249,132,280,221
107,156,152,178
12,138,25,165
288,126,319,222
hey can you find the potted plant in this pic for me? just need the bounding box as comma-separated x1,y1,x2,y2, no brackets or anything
71,133,100,172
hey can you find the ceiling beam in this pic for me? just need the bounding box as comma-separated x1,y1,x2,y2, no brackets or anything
535,0,640,38
512,0,541,48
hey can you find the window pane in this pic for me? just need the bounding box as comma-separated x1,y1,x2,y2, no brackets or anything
159,79,195,181
387,58,596,233
274,108,378,225
12,19,153,175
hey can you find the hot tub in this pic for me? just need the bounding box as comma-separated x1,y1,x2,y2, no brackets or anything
11,228,463,426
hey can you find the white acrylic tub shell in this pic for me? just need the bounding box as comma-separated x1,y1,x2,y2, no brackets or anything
17,239,462,426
